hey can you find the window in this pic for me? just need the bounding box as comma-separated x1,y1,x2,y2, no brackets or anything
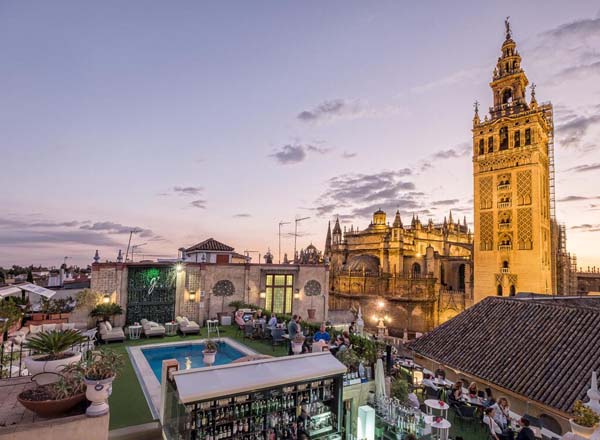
488,137,494,153
497,285,503,296
509,285,516,296
502,88,512,104
514,131,520,147
412,263,421,278
458,264,466,291
525,128,531,145
264,274,294,314
479,139,484,155
499,127,508,150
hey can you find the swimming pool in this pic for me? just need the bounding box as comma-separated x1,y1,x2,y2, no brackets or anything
142,341,246,382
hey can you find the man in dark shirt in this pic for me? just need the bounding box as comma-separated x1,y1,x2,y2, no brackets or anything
287,315,298,355
516,418,535,440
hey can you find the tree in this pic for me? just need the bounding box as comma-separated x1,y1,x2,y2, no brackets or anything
0,299,23,340
26,269,33,283
213,280,235,313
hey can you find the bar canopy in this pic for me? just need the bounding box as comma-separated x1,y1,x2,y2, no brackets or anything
0,283,56,298
173,352,347,404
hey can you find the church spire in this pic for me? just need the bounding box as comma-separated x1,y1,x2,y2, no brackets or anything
393,210,403,228
325,221,332,255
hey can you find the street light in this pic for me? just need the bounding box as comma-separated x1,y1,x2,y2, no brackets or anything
293,216,310,263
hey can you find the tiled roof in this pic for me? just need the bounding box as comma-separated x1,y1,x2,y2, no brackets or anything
185,238,234,252
408,296,600,414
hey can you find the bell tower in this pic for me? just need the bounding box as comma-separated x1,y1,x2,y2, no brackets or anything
473,18,555,302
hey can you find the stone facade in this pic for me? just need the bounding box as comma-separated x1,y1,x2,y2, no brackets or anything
472,24,554,301
91,262,329,325
326,210,473,334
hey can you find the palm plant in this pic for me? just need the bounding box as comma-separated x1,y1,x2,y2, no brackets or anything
90,303,123,322
24,330,87,360
204,339,218,353
80,348,124,380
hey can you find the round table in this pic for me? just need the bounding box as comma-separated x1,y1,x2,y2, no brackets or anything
431,418,451,440
128,325,142,340
165,322,178,336
425,399,449,419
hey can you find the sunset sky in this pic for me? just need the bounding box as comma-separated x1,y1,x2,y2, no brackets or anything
1,1,599,269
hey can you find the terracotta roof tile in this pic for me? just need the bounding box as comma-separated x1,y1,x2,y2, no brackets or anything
185,238,234,252
408,296,600,414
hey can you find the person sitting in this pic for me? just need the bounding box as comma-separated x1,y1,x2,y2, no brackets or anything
267,314,277,328
256,309,264,321
422,373,440,391
331,335,347,356
313,323,331,343
349,321,356,335
483,387,496,406
407,388,420,409
492,397,511,430
434,365,446,379
483,407,509,440
448,381,463,405
342,330,351,346
468,382,478,398
516,418,535,440
234,310,245,328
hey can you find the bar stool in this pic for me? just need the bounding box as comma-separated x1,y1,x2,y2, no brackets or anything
207,319,220,339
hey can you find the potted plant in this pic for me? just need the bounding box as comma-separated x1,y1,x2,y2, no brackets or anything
304,280,322,320
203,339,218,365
17,369,85,417
337,348,360,372
90,303,123,325
1,299,23,342
291,334,305,355
80,348,124,417
570,400,600,438
24,329,87,385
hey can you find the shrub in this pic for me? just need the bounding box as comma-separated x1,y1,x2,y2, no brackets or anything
350,334,384,365
391,378,410,403
79,348,124,381
573,400,600,427
337,349,360,372
75,289,103,310
24,330,87,360
0,299,22,335
90,303,123,320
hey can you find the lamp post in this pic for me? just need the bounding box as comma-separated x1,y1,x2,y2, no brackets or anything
293,217,310,263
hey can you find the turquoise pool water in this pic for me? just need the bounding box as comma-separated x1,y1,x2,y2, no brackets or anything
142,342,245,381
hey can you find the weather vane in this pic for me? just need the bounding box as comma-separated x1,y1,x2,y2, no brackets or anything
474,100,479,115
505,16,511,39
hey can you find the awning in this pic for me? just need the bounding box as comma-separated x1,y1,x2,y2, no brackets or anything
0,283,56,298
173,352,346,404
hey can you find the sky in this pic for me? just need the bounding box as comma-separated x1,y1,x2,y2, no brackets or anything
0,1,599,269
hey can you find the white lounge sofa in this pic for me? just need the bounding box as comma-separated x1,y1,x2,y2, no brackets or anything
140,319,166,338
98,321,125,343
175,316,201,335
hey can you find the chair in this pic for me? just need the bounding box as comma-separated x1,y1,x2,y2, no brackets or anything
271,328,285,351
176,316,201,335
454,404,479,430
243,323,255,339
140,319,166,338
425,385,441,400
98,321,125,343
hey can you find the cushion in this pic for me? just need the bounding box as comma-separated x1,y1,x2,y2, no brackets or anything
140,319,148,325
175,316,183,324
42,324,57,332
148,321,159,328
13,335,23,345
105,321,113,332
61,323,75,330
182,317,190,326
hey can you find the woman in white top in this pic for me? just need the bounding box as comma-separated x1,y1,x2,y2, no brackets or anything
483,407,505,440
492,397,511,429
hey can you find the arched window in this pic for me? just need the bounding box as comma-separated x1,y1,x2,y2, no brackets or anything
539,414,562,435
502,261,509,269
499,127,509,150
514,130,521,147
412,263,421,278
488,137,494,153
525,128,531,145
479,139,484,155
458,264,466,291
440,263,445,285
502,88,513,104
510,285,516,296
497,285,503,296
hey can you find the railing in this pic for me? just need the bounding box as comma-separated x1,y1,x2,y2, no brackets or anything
499,223,511,229
497,184,511,191
0,339,96,379
498,202,511,208
501,268,509,273
498,245,512,251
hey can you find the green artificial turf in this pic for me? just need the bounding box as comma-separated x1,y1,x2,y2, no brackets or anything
107,326,287,430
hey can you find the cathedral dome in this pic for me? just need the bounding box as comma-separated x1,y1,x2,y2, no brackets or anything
346,255,380,273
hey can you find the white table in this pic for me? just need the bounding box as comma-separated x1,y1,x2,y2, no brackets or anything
425,399,449,419
128,325,142,340
431,418,451,440
165,322,178,336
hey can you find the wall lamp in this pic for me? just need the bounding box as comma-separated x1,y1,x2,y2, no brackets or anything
189,291,196,302
103,294,110,304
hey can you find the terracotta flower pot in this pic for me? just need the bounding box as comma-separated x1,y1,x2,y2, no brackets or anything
569,419,597,439
25,352,82,385
84,376,115,417
17,392,85,418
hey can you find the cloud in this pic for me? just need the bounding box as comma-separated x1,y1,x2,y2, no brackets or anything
410,67,488,94
431,143,471,160
297,99,401,124
0,230,121,247
558,195,600,202
567,163,600,173
190,200,207,209
233,213,251,218
269,143,330,165
341,151,357,159
173,186,204,196
570,223,600,232
80,221,154,237
432,199,460,206
557,114,600,149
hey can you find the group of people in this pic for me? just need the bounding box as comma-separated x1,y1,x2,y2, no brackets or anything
483,400,535,440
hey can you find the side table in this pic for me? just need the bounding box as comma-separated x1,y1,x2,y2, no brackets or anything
128,325,142,340
165,322,178,336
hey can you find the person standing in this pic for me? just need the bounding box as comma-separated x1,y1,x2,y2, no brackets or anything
288,315,298,355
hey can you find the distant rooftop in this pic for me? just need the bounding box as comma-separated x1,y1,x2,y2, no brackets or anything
185,238,235,253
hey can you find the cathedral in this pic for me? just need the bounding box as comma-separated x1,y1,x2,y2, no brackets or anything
326,19,570,334
326,210,473,334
